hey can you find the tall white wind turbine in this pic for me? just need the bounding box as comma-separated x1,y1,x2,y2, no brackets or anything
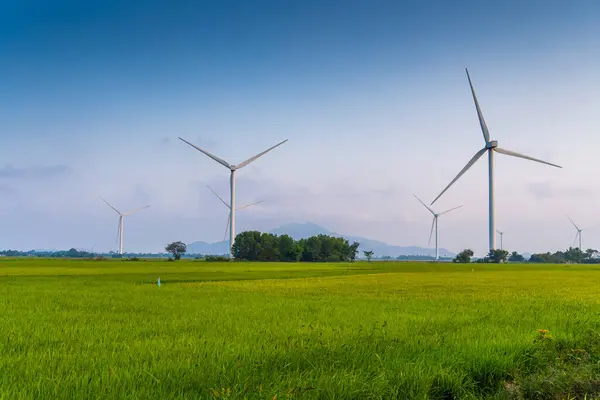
179,137,287,256
413,194,462,261
431,69,562,252
100,197,150,255
567,216,584,250
206,185,264,245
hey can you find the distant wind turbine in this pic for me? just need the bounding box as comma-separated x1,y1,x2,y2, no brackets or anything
100,197,150,255
431,69,562,252
496,230,504,251
179,137,287,256
413,194,462,261
206,185,264,243
567,216,584,250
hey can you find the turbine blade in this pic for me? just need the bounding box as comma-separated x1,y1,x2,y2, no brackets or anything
178,137,231,169
235,139,288,169
439,205,463,216
572,231,579,248
413,194,435,215
207,185,231,209
465,68,491,143
494,147,562,168
428,217,435,247
567,215,580,231
123,205,151,216
431,147,487,205
236,200,264,210
100,197,121,215
223,214,230,242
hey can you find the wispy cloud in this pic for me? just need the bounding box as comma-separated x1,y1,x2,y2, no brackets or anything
0,164,72,180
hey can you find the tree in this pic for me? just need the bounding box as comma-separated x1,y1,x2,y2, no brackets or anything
363,250,374,262
166,241,186,260
278,234,301,262
564,247,585,264
586,248,598,260
258,233,280,261
454,249,474,263
485,249,509,263
508,251,525,262
348,242,360,262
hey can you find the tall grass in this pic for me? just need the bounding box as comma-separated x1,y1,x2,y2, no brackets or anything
1,259,600,398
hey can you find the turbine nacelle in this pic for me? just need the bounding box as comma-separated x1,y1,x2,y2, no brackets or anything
486,140,498,149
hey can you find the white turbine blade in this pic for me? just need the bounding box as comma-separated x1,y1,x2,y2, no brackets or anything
100,197,121,215
494,147,562,169
178,137,231,169
572,231,579,248
236,200,264,211
428,217,435,247
465,68,491,144
431,147,487,205
439,205,463,216
235,139,288,169
123,205,151,216
223,214,230,242
207,185,231,209
566,215,580,231
413,194,435,215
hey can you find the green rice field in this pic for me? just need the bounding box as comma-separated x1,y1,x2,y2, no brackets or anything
2,258,600,399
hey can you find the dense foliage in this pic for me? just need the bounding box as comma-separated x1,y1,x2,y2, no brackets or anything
453,249,474,263
232,232,360,262
529,248,600,264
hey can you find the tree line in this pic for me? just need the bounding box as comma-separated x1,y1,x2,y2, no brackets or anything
232,232,360,262
453,247,600,264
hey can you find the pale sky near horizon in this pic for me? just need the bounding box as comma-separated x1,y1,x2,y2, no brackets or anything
1,0,599,256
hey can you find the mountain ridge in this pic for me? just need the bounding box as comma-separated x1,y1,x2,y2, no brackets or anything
186,222,456,257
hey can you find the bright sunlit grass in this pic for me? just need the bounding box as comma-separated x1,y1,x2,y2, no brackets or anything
1,258,600,398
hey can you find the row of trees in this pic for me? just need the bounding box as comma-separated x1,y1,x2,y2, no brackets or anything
454,247,600,264
232,232,360,262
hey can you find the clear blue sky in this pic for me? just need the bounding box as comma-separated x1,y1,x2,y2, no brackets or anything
1,0,599,255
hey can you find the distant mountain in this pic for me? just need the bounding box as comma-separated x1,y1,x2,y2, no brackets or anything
186,241,229,255
187,222,456,258
271,222,456,258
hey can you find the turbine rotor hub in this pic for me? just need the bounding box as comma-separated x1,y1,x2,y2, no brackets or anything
486,140,498,149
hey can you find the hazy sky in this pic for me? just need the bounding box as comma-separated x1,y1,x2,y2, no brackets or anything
1,0,599,255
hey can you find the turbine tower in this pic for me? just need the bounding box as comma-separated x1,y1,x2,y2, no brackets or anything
567,216,583,250
179,137,287,256
100,197,150,255
206,185,264,245
431,69,562,251
496,230,504,251
413,194,462,261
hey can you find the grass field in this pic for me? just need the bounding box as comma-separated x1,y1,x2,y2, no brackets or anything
2,258,600,399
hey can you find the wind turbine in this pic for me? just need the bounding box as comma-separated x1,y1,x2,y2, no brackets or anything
496,230,504,251
413,194,462,261
206,185,264,245
179,137,287,256
567,216,583,250
431,69,562,251
100,197,150,255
